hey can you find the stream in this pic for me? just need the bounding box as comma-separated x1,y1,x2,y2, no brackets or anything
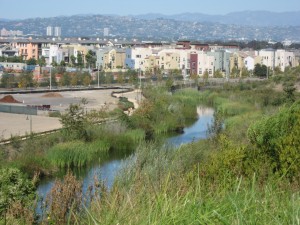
37,106,214,211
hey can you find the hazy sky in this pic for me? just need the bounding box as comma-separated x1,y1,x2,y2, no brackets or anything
1,0,300,19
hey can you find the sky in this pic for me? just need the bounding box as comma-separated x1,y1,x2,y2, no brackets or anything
1,0,300,19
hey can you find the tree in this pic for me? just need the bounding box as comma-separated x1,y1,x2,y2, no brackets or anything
71,74,78,86
60,60,66,67
83,75,91,86
241,68,250,78
59,73,71,87
117,72,125,85
214,69,223,78
18,72,33,88
283,82,296,104
37,56,46,67
203,70,209,83
77,52,84,68
0,73,17,88
60,100,89,139
231,67,240,78
85,50,96,69
190,72,199,85
70,55,76,66
254,64,267,77
126,69,138,85
26,58,37,65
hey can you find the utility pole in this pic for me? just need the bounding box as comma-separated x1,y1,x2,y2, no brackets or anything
97,63,100,88
50,66,52,90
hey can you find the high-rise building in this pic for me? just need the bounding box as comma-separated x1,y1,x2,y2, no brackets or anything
46,26,53,36
54,27,61,37
103,28,109,36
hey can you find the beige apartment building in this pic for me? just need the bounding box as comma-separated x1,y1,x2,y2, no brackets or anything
103,49,126,71
158,50,180,71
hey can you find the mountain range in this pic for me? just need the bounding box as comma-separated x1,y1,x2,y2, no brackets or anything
134,11,300,27
0,11,300,41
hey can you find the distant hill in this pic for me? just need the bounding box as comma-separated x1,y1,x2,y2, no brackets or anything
135,11,300,27
0,13,299,41
0,18,11,22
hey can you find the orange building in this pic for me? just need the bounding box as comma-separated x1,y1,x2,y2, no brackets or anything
11,39,38,61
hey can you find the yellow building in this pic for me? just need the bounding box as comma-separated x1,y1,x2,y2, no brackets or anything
158,51,180,71
143,55,160,74
103,49,126,71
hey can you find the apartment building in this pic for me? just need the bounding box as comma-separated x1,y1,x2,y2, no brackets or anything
125,48,153,70
103,49,126,71
143,55,160,74
207,50,231,77
275,49,296,71
11,40,38,61
158,50,180,71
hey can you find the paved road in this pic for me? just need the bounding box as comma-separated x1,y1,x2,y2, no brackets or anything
0,89,128,140
0,112,62,140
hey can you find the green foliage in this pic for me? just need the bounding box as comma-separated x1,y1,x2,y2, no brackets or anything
47,140,109,168
77,52,84,68
283,82,296,104
118,96,134,111
254,63,267,77
128,87,198,137
0,168,36,219
85,50,96,68
48,111,61,117
26,57,37,65
0,73,18,88
248,101,300,177
60,102,90,139
214,69,223,78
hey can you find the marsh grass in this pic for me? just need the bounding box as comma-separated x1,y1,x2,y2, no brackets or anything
78,143,300,225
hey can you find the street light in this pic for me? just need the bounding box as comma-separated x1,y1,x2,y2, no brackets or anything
97,63,100,88
49,66,52,90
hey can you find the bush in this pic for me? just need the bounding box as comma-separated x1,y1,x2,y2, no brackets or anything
248,101,300,178
0,168,36,223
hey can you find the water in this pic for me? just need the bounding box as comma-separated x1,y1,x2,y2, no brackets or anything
36,106,214,212
166,107,214,147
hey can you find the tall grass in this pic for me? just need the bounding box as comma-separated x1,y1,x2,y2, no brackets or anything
47,126,145,169
78,143,300,224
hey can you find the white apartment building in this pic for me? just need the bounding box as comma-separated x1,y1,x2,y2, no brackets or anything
257,49,296,71
103,28,109,36
54,27,61,37
275,50,296,71
197,52,215,77
49,45,59,65
125,48,153,71
244,56,255,71
46,26,52,36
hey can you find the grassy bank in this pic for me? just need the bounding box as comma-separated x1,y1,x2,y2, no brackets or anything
71,77,300,224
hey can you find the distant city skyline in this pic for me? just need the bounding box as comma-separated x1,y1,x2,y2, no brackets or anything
1,0,300,20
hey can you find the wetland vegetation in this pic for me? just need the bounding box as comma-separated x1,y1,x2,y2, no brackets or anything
1,66,300,224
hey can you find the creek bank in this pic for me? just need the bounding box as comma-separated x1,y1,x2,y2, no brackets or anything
36,106,214,208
